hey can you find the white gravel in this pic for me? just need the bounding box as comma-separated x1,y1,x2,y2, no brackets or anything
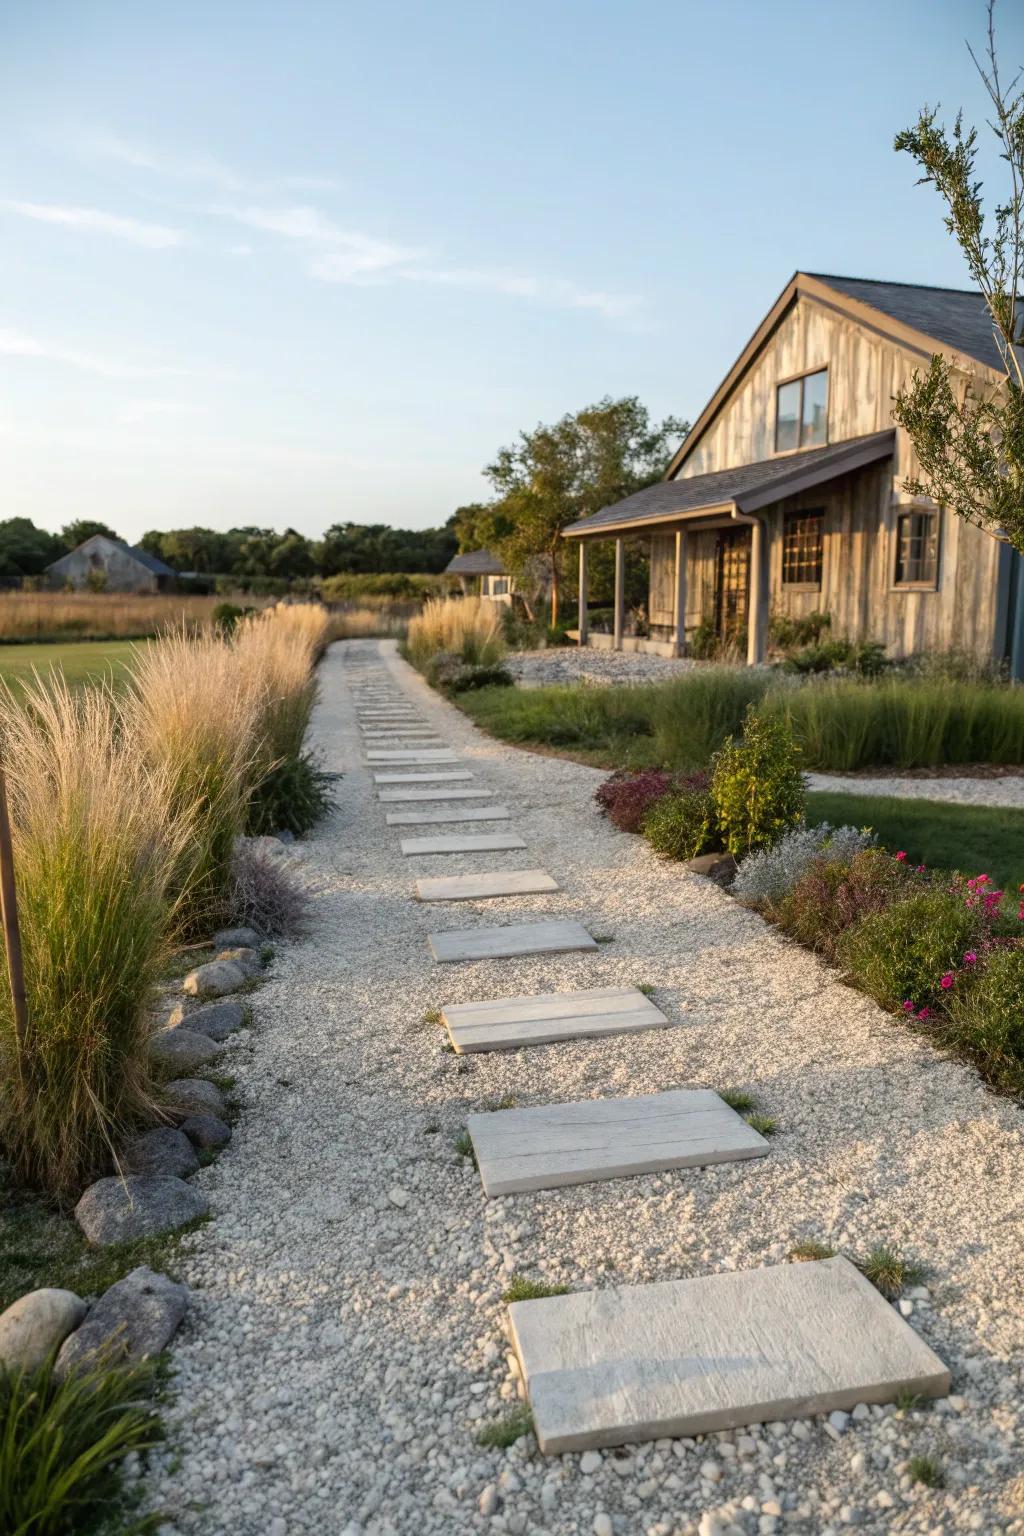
505,648,697,688
145,639,1024,1536
807,773,1024,809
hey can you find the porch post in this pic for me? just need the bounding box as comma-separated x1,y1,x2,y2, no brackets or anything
613,537,625,650
746,517,768,665
673,528,687,657
577,542,589,647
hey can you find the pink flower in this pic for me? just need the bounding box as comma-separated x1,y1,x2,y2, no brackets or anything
915,864,926,873
895,851,907,862
963,951,977,965
903,999,915,1013
940,973,954,990
917,1007,930,1020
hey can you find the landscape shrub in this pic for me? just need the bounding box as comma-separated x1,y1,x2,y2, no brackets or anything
641,782,718,861
125,627,262,940
770,610,832,649
0,678,187,1199
710,706,805,857
595,769,674,833
733,821,876,907
0,1352,162,1536
228,839,311,937
839,888,983,1015
212,601,246,634
768,847,917,960
407,596,505,672
444,664,514,693
944,943,1024,1090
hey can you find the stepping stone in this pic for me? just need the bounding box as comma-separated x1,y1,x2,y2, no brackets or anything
379,788,493,802
429,919,596,963
442,985,668,1053
368,751,459,763
417,868,560,901
386,805,511,826
401,831,526,856
374,770,474,784
508,1257,950,1455
467,1089,768,1196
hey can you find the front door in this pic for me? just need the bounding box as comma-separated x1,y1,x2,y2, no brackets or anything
714,528,751,643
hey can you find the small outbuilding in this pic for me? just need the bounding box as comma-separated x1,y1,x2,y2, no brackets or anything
444,548,513,603
45,535,175,593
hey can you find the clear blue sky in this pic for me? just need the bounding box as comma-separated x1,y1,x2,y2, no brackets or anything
2,0,1021,541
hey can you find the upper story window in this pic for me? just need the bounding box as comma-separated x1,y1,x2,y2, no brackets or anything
894,508,940,588
775,368,828,453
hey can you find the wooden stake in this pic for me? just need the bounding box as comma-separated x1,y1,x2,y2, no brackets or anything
0,760,27,1053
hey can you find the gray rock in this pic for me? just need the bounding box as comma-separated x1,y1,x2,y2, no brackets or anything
182,959,246,998
0,1288,87,1371
215,946,261,977
166,999,247,1041
56,1266,189,1375
180,1113,232,1149
75,1176,208,1245
212,926,261,950
149,1026,222,1074
683,852,739,882
121,1127,199,1180
163,1078,228,1119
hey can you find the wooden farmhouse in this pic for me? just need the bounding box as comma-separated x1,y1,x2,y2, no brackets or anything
563,273,1024,674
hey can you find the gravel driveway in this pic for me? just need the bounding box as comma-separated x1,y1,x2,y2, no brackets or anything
147,639,1024,1536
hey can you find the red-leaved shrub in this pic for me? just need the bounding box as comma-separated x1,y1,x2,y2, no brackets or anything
595,770,707,834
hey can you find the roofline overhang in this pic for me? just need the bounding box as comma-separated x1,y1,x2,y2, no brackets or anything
562,430,895,540
664,272,1004,480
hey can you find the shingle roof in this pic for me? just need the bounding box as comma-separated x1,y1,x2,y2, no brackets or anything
445,548,506,576
563,431,895,536
811,274,1004,372
122,541,175,576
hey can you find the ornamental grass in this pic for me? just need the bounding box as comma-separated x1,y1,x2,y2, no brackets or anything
406,596,506,671
0,677,188,1200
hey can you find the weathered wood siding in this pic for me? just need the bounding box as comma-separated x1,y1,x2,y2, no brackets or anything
648,534,676,626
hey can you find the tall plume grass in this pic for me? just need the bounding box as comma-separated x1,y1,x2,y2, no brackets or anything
124,628,262,940
406,596,506,670
0,590,267,642
0,678,187,1200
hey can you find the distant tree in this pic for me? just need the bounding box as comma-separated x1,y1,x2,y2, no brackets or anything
483,396,688,625
0,518,65,579
451,502,516,555
60,519,121,550
317,522,456,575
892,0,1024,553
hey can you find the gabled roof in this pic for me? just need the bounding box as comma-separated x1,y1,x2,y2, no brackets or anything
563,431,895,538
445,548,506,576
665,271,1005,480
46,534,175,577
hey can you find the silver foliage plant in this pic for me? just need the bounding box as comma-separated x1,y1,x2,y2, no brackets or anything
733,821,877,906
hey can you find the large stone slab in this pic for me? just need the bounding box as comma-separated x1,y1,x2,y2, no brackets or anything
429,919,596,963
386,804,510,826
417,868,559,901
56,1265,189,1376
401,831,526,856
374,770,474,784
368,750,459,763
380,788,493,802
468,1089,767,1196
442,985,669,1053
509,1257,951,1454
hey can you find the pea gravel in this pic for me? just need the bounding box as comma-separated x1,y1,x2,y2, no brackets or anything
144,640,1024,1536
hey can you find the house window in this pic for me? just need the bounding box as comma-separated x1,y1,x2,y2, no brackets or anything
895,508,940,587
781,509,824,587
490,576,509,596
775,368,828,452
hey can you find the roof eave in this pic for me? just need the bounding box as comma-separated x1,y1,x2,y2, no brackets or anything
735,430,896,512
563,500,737,539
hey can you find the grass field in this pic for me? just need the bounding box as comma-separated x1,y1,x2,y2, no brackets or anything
806,791,1024,893
0,639,137,693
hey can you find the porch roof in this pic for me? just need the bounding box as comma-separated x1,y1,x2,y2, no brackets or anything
444,548,506,576
562,430,895,539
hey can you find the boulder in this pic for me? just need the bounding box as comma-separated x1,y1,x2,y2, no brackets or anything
215,946,261,977
56,1267,189,1376
179,1113,232,1150
149,1026,222,1075
120,1127,199,1180
0,1288,87,1372
74,1176,208,1245
212,926,261,950
683,851,739,884
166,999,247,1042
162,1078,228,1119
182,959,246,999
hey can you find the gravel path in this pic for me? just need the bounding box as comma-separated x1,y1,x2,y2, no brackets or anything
148,639,1024,1536
807,773,1024,809
505,648,697,687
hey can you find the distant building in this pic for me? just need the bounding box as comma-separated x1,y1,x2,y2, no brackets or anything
45,535,175,593
444,548,513,604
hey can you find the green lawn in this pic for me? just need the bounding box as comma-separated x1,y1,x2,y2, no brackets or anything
0,639,137,694
806,791,1024,893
